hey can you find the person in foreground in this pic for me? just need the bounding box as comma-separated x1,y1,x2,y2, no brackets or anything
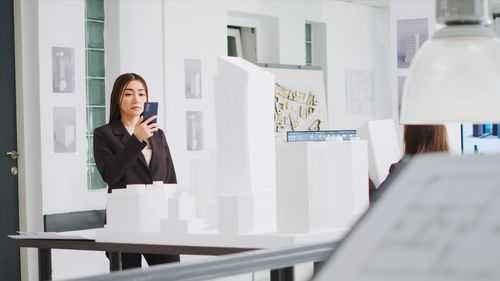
369,124,449,203
93,72,179,269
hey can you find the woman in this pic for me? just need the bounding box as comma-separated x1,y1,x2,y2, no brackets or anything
369,124,449,203
94,73,179,269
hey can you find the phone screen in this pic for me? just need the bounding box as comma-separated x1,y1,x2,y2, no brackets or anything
142,102,158,124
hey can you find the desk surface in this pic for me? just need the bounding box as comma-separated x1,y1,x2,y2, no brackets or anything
14,227,347,258
96,228,347,249
15,239,259,256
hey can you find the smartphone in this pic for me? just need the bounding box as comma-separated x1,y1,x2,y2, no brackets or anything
142,102,158,124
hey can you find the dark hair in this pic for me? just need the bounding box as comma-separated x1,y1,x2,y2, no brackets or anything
108,73,149,122
404,125,449,155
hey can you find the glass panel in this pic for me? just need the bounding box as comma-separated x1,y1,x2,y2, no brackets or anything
86,21,104,49
305,23,312,42
306,42,312,65
86,108,91,134
88,107,106,134
87,50,105,77
87,167,91,189
89,165,107,190
88,136,94,163
87,78,105,105
86,0,104,21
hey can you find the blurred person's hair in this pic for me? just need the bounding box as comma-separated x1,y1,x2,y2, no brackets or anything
404,125,449,155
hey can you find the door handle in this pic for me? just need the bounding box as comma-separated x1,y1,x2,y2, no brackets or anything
6,150,19,160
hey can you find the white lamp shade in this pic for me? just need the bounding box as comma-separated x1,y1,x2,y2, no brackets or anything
400,35,500,124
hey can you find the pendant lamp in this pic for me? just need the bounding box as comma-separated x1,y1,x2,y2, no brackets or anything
400,0,500,124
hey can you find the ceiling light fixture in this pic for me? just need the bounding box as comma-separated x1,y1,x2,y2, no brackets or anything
400,0,500,124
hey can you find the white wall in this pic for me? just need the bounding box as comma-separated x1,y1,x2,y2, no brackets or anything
156,1,390,191
20,0,391,218
38,0,107,215
17,0,167,214
321,1,391,129
114,0,165,120
15,1,391,279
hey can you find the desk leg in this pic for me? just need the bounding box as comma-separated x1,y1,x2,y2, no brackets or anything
271,266,294,281
38,248,52,281
109,252,122,271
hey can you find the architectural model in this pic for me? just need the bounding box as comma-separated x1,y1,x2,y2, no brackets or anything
358,119,402,186
404,33,420,64
97,57,365,245
274,82,320,132
276,138,368,233
213,56,277,234
97,183,347,248
103,182,204,234
263,66,328,142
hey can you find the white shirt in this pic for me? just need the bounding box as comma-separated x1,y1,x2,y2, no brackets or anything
126,127,152,167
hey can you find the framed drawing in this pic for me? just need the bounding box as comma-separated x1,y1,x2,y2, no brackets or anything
52,47,75,93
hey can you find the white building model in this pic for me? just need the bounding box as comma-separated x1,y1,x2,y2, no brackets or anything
358,119,402,187
213,56,277,234
104,183,177,233
99,182,206,238
97,57,370,246
276,139,369,233
404,33,420,64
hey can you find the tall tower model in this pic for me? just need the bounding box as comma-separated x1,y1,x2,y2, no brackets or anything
214,56,276,234
405,33,420,64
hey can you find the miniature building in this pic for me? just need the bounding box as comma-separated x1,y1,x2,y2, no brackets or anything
214,56,277,234
276,139,369,233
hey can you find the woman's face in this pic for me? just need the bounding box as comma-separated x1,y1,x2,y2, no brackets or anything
119,80,147,119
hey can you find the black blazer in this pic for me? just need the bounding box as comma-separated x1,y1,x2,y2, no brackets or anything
369,156,411,204
93,119,177,192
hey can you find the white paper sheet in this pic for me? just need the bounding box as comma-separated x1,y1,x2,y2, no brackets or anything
315,154,500,281
9,229,97,240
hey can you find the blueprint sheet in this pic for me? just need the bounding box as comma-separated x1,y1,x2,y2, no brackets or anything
315,154,500,281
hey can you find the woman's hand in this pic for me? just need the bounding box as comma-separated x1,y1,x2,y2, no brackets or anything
134,115,158,142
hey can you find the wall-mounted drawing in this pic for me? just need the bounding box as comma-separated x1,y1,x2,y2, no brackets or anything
186,111,204,151
53,107,76,153
345,70,375,116
397,18,428,68
184,59,202,99
52,47,75,93
397,76,406,120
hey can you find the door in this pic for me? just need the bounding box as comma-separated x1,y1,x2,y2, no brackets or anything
0,0,21,279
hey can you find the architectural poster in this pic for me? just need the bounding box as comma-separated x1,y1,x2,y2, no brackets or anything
345,70,375,116
51,47,75,93
53,107,76,153
184,59,202,99
396,18,428,69
186,111,204,151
